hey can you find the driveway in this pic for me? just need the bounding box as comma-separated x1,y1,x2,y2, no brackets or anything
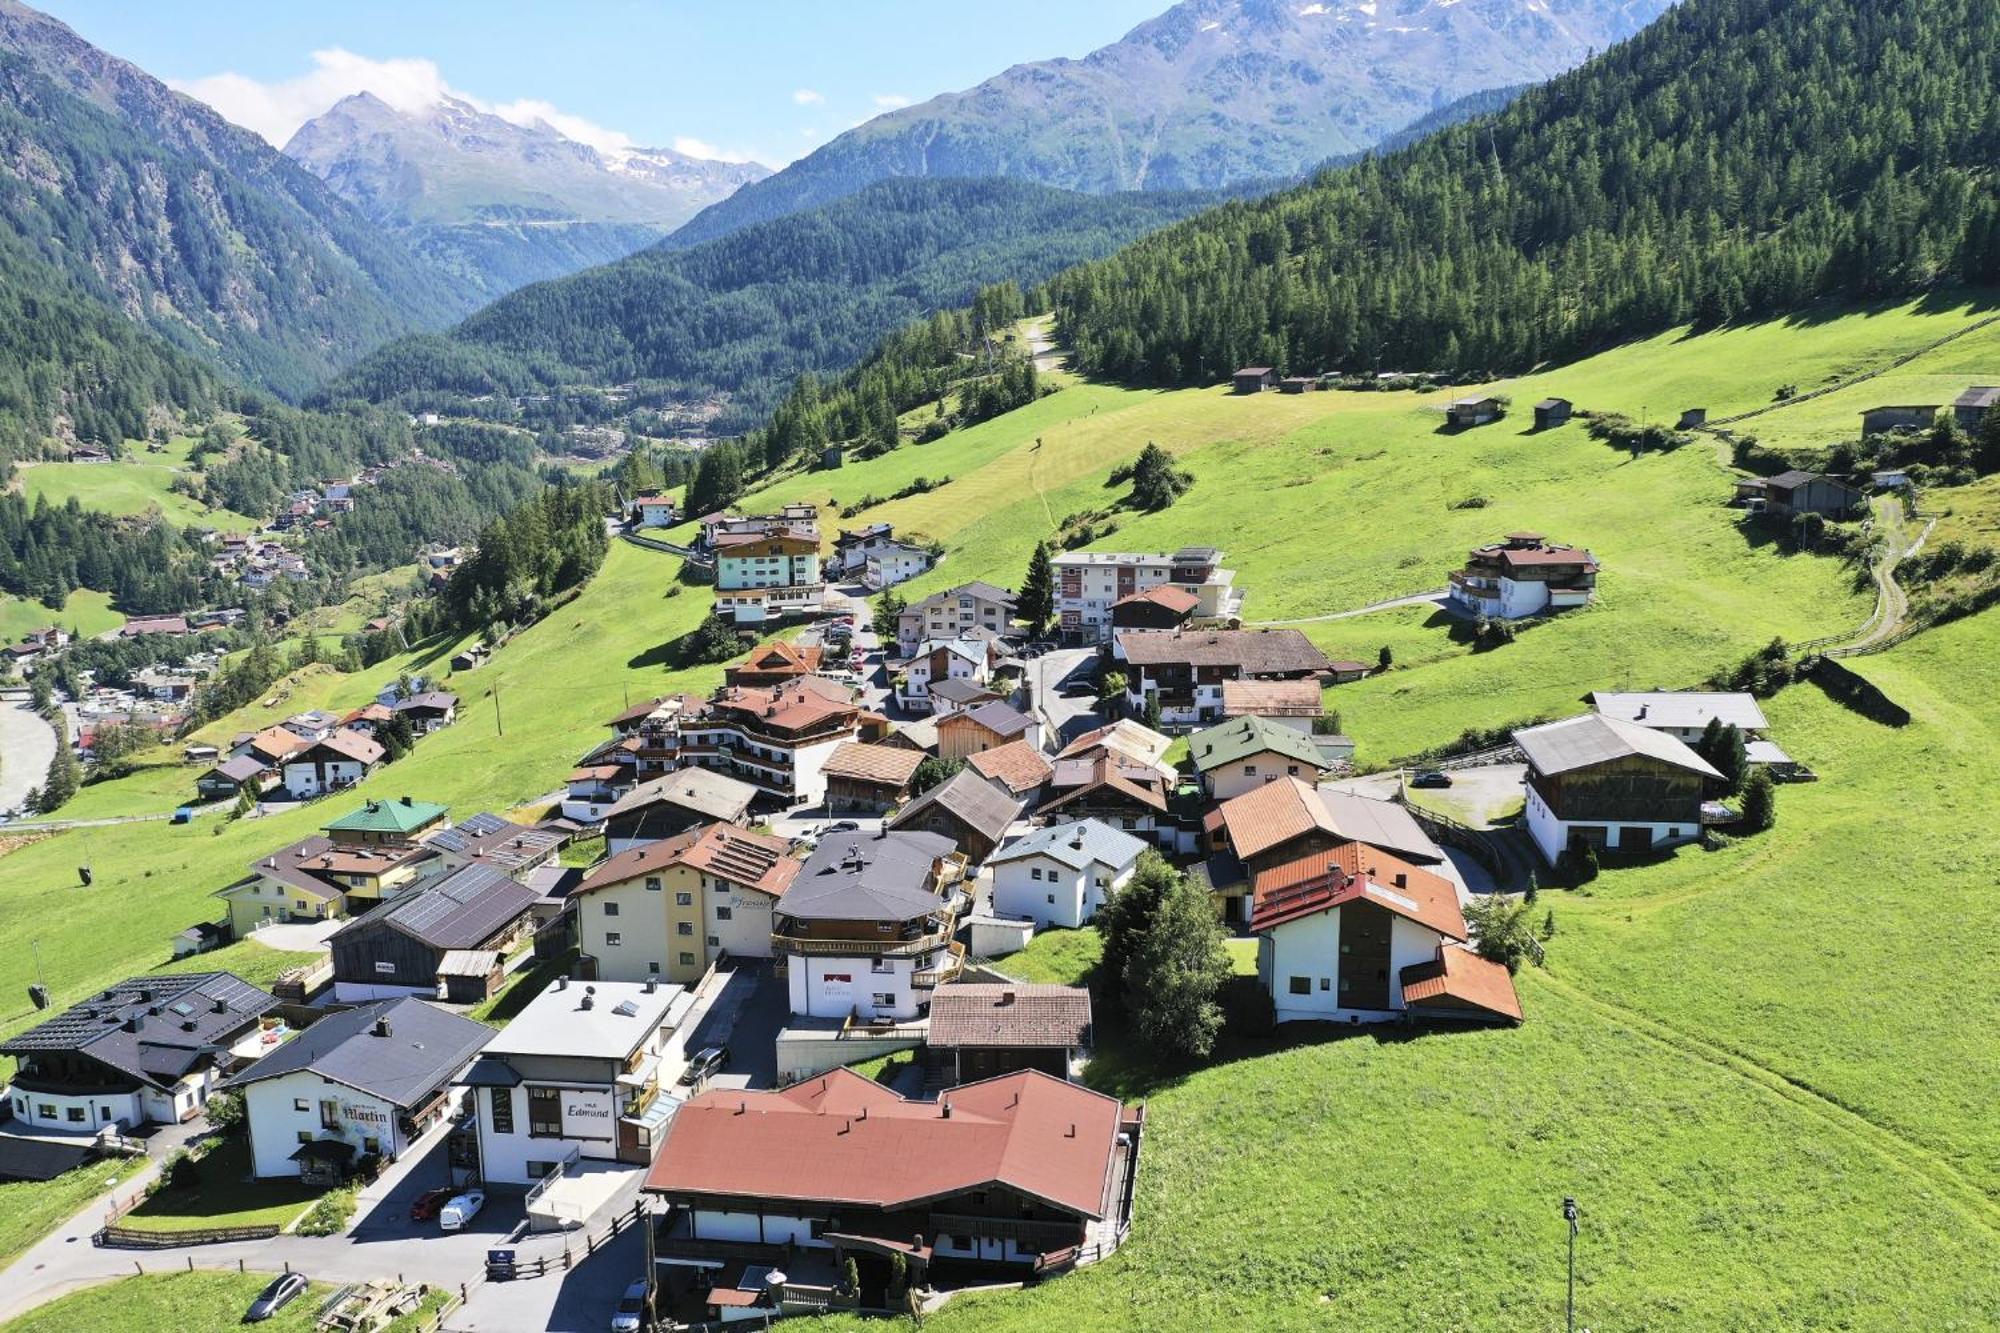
1030,647,1106,748
1326,764,1527,829
685,962,789,1090
0,698,56,814
244,918,343,952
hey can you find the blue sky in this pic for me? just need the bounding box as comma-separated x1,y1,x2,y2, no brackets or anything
33,0,1168,166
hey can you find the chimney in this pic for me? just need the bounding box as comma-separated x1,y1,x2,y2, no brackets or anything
1394,873,1407,889
940,1102,952,1120
372,1016,392,1038
999,990,1016,1006
401,795,413,805
643,976,657,993
580,993,594,1010
125,1013,144,1033
212,997,228,1013
556,975,568,991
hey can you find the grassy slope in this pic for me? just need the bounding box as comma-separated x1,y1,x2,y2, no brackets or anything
12,456,258,533
116,1137,320,1234
0,1273,327,1333
0,590,124,643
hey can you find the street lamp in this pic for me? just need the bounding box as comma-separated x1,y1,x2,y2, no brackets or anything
1562,1196,1580,1333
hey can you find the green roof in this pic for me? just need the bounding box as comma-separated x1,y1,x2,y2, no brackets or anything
323,798,449,835
1188,716,1328,774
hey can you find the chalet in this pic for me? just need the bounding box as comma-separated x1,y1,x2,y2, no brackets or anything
895,636,990,712
1278,376,1316,394
1040,755,1175,850
1188,715,1331,800
864,541,934,591
1056,548,1242,645
280,710,343,743
422,811,564,878
120,615,189,637
888,769,1022,865
323,796,450,847
1533,397,1573,429
462,977,695,1183
936,700,1038,761
1587,691,1769,743
882,717,940,756
1515,712,1722,864
67,443,112,463
631,491,677,528
1115,629,1330,727
173,920,229,958
897,582,1016,654
1446,532,1598,620
563,764,630,823
1739,470,1866,519
603,770,757,853
1252,846,1520,1025
1953,386,1999,433
222,998,491,1181
197,754,278,801
392,690,458,734
712,511,825,624
1204,778,1442,923
575,823,799,985
774,830,969,1022
340,702,396,736
1232,366,1278,393
723,639,824,688
822,742,924,813
215,835,438,935
988,820,1148,930
965,738,1054,802
1,972,277,1131
327,864,539,1002
1109,584,1200,634
231,726,310,769
282,729,384,798
926,676,1004,716
1860,403,1940,437
1055,720,1175,777
926,985,1093,1085
645,1069,1142,1291
830,523,898,576
668,677,875,805
1446,396,1503,428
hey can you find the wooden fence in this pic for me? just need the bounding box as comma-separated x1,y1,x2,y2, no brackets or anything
95,1221,281,1248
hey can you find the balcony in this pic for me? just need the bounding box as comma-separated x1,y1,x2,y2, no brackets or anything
912,941,967,989
771,922,957,958
929,1211,1087,1248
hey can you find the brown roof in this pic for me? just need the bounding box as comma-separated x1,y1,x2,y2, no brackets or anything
966,739,1054,795
579,823,798,900
728,640,824,680
1249,843,1464,938
821,742,924,786
302,729,385,766
1250,860,1465,942
245,726,310,762
707,678,861,734
1212,776,1337,861
927,984,1092,1050
644,1068,1125,1219
1115,629,1331,674
1220,679,1323,718
606,695,675,727
1041,755,1169,816
1400,944,1524,1022
889,769,1024,844
1112,584,1200,613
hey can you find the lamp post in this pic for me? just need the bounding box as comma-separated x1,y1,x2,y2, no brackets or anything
1563,1195,1580,1333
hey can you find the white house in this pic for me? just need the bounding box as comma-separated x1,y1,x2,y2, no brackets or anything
224,998,491,1179
1251,845,1518,1025
987,820,1150,929
1446,532,1598,620
461,977,695,1184
864,541,934,591
632,492,677,528
281,730,383,797
1052,548,1244,645
1515,713,1722,865
894,637,989,712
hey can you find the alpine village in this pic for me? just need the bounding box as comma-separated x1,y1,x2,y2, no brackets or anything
0,1,1995,1330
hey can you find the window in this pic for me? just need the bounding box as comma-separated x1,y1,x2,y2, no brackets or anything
1287,765,1300,776
645,877,662,892
320,1099,340,1129
490,1088,515,1134
362,1137,381,1156
679,951,696,966
603,901,620,917
872,993,896,1007
1047,894,1055,904
714,906,733,921
1244,765,1256,776
676,921,694,937
1320,978,1331,991
675,891,693,907
65,1106,85,1123
1288,976,1311,996
605,931,623,947
706,935,720,947
294,1098,310,1112
100,1105,113,1121
526,1159,557,1180
648,961,661,975
527,1087,563,1137
1029,867,1043,881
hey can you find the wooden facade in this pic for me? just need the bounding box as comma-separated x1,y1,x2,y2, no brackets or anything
1529,754,1705,839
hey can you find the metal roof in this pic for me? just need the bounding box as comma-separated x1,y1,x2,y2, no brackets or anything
0,972,277,1091
785,830,956,922
888,770,1023,845
220,998,491,1108
1588,691,1769,733
1515,713,1723,780
323,798,448,836
334,864,538,950
988,819,1149,873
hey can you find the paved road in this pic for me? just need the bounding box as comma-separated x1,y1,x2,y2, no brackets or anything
1246,589,1447,627
0,698,57,814
1030,647,1105,748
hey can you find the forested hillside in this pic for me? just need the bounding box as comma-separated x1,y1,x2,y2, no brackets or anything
0,1,470,397
1048,0,2000,384
332,178,1225,431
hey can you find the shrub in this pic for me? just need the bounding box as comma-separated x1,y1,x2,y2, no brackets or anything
1740,769,1777,833
296,1185,358,1237
1464,894,1540,974
204,1090,246,1135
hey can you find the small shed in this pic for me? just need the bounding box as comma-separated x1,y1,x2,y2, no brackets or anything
1232,367,1278,394
1953,386,1999,433
435,949,504,1004
1533,397,1573,429
1859,404,1939,437
1446,396,1503,429
1278,376,1316,394
925,984,1093,1085
1678,408,1707,430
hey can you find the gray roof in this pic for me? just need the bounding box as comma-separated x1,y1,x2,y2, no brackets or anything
949,700,1034,740
1318,791,1444,865
1,972,276,1091
426,813,564,870
210,754,269,783
1515,713,1723,780
988,819,1149,873
605,769,757,824
1956,386,1999,409
889,769,1023,845
1588,691,1768,733
394,691,458,713
913,581,1015,613
785,830,956,922
220,998,490,1108
333,864,538,950
928,678,999,706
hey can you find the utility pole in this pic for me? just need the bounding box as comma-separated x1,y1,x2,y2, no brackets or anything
1563,1196,1580,1333
492,683,504,738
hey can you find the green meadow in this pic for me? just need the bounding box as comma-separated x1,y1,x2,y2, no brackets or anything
12,452,259,533
0,589,123,644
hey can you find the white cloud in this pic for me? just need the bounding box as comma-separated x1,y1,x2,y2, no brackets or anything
792,88,824,105
671,135,761,165
871,93,911,110
170,48,453,146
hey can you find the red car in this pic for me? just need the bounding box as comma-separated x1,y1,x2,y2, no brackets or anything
409,1187,453,1223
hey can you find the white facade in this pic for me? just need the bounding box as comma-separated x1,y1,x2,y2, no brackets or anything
705,880,776,960
1054,551,1242,644
635,500,676,528
785,951,940,1023
894,641,986,712
1258,907,1446,1025
1203,752,1322,802
864,547,931,590
242,1071,418,1178
1123,677,1226,728
990,854,1134,930
8,1085,146,1133
1524,784,1696,865
282,755,369,797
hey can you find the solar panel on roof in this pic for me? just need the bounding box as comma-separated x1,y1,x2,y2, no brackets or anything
612,999,640,1017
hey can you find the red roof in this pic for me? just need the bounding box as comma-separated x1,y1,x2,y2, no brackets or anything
1112,584,1200,614
1400,944,1524,1022
1249,843,1465,939
644,1068,1126,1219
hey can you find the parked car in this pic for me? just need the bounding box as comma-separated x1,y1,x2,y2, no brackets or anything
610,1278,650,1333
1410,770,1454,789
439,1188,486,1231
824,820,859,834
245,1271,309,1322
680,1044,729,1086
409,1186,453,1222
